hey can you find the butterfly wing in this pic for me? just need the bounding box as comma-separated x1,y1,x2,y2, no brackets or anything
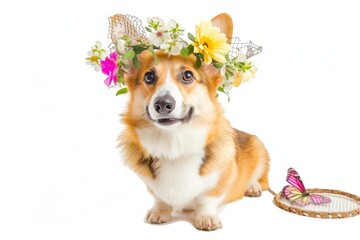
282,185,312,206
282,185,303,201
292,196,312,206
286,168,306,192
309,193,332,205
282,185,301,201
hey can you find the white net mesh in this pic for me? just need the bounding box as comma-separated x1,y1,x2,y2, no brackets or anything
229,37,262,59
279,193,360,213
109,14,149,46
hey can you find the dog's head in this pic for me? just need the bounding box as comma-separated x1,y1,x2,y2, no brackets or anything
124,13,233,130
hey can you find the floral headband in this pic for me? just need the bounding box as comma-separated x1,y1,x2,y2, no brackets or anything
86,14,262,100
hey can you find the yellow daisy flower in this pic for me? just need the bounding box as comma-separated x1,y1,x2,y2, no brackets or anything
192,20,231,64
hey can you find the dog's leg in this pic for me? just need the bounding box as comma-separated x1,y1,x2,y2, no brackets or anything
245,156,268,197
145,197,172,224
194,195,223,231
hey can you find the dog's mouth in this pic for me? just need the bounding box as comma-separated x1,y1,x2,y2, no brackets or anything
146,107,194,126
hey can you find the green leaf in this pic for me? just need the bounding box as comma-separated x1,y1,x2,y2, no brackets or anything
212,62,224,69
123,49,135,60
225,93,231,102
188,32,196,42
180,47,190,57
181,45,195,57
133,55,140,69
121,61,130,69
188,44,194,54
225,70,233,80
226,68,234,76
116,71,124,84
195,56,201,68
116,87,128,96
217,85,224,92
244,66,252,71
217,86,230,102
117,76,124,84
133,44,148,54
240,62,252,71
145,27,152,33
148,46,158,64
120,35,130,41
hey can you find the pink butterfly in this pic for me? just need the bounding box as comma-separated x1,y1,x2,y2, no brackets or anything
282,168,331,206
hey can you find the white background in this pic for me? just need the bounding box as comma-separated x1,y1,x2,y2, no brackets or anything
0,0,359,239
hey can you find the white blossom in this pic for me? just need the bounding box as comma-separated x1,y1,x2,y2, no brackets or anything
170,42,183,55
160,43,170,50
236,51,247,62
168,19,177,28
148,27,171,47
117,39,126,53
86,42,107,72
113,24,126,40
147,17,165,29
86,50,101,72
240,66,257,82
220,67,226,77
170,46,180,55
224,81,233,91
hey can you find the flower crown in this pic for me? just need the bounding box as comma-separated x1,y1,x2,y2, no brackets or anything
86,14,262,100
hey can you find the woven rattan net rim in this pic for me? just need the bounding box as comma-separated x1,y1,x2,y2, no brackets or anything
274,188,360,219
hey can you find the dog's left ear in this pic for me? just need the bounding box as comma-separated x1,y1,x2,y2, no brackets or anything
211,13,233,43
201,63,223,94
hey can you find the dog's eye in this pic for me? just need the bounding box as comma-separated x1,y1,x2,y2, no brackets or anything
144,71,157,85
181,70,194,84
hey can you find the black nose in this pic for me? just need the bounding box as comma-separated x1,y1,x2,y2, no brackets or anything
154,95,175,115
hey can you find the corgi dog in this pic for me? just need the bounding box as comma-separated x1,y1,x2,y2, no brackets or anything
119,13,270,231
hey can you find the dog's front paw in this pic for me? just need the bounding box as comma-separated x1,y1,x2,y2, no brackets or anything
245,183,262,197
145,208,172,224
195,215,222,231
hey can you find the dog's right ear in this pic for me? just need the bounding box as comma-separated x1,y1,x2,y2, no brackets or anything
211,13,233,43
124,51,152,92
124,58,140,92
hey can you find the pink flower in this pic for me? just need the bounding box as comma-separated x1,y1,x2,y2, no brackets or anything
100,52,118,87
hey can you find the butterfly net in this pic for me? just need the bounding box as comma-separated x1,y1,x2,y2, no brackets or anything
275,189,360,218
109,14,149,46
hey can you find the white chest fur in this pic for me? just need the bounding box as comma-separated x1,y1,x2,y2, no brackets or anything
135,125,210,160
141,154,220,209
136,125,219,209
